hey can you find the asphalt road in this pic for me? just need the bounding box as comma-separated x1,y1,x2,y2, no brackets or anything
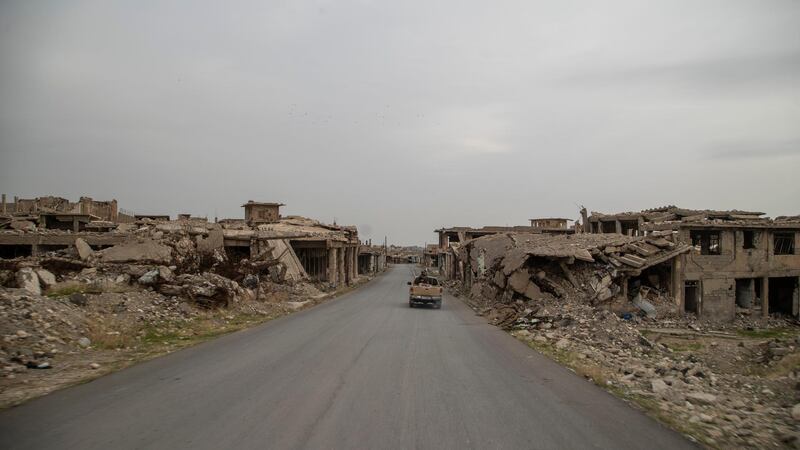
0,265,694,450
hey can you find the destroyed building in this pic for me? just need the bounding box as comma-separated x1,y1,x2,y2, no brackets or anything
1,195,121,223
449,232,689,326
249,215,361,287
386,245,422,264
1,196,376,290
359,244,387,275
529,217,573,233
586,206,800,320
423,244,439,267
134,214,170,222
435,222,575,280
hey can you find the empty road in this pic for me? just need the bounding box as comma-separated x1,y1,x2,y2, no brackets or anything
0,265,693,450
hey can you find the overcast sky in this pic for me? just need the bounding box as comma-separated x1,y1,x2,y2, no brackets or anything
1,1,799,245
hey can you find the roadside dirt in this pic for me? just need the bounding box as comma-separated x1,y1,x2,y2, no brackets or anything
453,286,800,449
0,277,372,409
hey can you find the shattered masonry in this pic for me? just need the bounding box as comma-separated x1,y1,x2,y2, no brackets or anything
435,206,800,322
0,195,386,407
0,195,387,290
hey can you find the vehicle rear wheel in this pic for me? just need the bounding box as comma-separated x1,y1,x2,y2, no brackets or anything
409,302,414,308
435,301,442,309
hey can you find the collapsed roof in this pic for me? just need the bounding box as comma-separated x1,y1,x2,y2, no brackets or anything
588,205,800,230
464,232,691,275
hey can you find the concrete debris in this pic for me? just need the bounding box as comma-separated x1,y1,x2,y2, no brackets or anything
490,288,800,449
169,273,246,307
10,220,36,232
631,295,657,318
138,266,174,286
97,239,173,265
196,229,224,255
651,378,669,394
34,269,56,289
0,195,385,407
587,205,800,321
686,392,717,405
442,218,799,448
248,238,308,283
137,270,159,285
74,238,94,261
15,268,41,296
453,232,689,328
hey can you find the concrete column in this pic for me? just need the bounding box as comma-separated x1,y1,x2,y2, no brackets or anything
338,247,346,286
352,248,358,280
328,248,338,286
671,256,683,309
580,208,589,233
615,220,622,234
762,276,769,318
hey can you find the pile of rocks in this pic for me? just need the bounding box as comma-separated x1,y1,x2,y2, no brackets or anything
456,286,800,448
0,221,346,407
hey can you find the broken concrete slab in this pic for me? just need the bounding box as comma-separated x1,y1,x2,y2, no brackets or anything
138,266,174,285
686,392,717,405
10,220,36,232
493,270,506,289
618,254,645,268
16,268,41,295
97,239,172,265
250,238,308,283
632,295,657,318
508,270,531,294
197,229,224,254
35,269,57,288
74,238,94,261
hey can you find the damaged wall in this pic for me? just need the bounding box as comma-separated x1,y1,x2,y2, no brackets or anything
454,233,690,327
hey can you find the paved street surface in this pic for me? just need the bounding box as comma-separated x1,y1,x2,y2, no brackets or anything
0,266,694,450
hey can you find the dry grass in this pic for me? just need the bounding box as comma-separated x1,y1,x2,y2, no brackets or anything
663,340,704,353
755,352,800,379
85,318,140,350
736,328,796,339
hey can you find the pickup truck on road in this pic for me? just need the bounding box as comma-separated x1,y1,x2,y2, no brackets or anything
408,273,442,309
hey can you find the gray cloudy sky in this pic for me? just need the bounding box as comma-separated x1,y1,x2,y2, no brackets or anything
1,1,799,245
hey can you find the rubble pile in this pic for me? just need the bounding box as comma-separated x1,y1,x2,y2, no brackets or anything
458,232,689,325
451,231,800,448
498,300,800,449
0,215,362,407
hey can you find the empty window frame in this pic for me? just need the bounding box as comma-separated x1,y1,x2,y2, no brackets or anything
774,232,796,255
743,230,756,249
690,230,722,255
620,220,639,236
